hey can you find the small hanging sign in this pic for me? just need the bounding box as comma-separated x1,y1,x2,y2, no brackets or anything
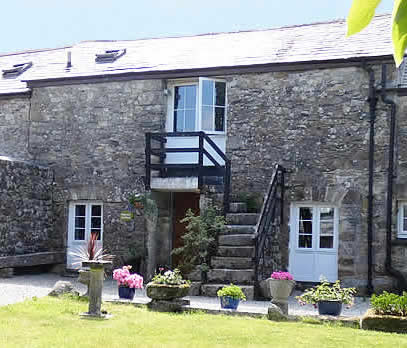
120,211,133,221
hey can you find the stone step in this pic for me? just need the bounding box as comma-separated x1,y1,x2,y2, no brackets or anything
226,213,259,225
221,225,256,235
201,283,254,300
211,256,254,269
208,269,254,285
218,246,255,258
218,234,255,247
229,202,247,213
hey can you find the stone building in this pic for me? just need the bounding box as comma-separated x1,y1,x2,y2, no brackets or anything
0,14,406,296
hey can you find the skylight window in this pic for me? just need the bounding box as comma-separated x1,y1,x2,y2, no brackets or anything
95,49,126,63
2,62,32,78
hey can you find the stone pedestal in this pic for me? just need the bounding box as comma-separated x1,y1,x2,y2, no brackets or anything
267,278,295,315
81,260,112,319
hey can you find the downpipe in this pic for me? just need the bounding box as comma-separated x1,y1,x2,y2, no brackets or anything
362,64,377,295
381,64,407,291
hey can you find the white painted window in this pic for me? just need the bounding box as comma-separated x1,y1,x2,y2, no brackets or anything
397,203,407,238
294,206,337,250
69,202,103,241
168,78,226,133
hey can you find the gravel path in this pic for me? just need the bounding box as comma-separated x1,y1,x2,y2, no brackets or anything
0,274,370,317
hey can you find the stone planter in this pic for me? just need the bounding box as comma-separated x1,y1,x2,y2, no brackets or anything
361,309,407,333
146,283,190,300
267,278,295,315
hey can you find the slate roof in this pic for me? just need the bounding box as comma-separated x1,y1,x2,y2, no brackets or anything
0,14,393,95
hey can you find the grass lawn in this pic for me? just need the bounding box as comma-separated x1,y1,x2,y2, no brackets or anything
0,297,406,348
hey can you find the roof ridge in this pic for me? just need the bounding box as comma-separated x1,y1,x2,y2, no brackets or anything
76,13,392,45
0,46,70,58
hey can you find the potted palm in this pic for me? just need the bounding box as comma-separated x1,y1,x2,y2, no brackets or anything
217,284,246,310
296,280,356,316
113,265,144,300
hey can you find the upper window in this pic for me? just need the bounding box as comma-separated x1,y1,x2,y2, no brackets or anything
171,78,226,133
398,203,407,238
95,49,126,63
2,62,32,78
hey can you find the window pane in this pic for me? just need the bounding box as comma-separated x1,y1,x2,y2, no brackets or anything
215,107,225,131
299,235,312,248
91,229,101,240
202,80,214,105
91,217,101,229
215,82,226,106
185,85,196,109
75,217,85,229
320,207,334,220
202,106,213,131
300,207,313,221
175,110,184,132
75,228,85,240
403,218,407,232
320,221,334,235
184,110,196,131
92,205,101,217
174,86,185,109
320,236,334,249
299,220,312,235
75,205,85,216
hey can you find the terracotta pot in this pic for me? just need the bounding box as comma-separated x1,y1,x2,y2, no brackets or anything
146,283,190,300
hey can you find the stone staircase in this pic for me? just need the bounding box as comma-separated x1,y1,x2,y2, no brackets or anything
201,202,259,300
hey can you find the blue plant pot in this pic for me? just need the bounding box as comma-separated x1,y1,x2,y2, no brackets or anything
118,286,136,300
220,296,240,310
318,301,342,316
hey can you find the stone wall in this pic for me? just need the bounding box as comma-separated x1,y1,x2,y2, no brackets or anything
27,80,166,268
227,66,394,290
0,158,54,257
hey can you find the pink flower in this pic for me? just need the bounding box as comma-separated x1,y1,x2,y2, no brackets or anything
113,265,143,289
270,271,294,280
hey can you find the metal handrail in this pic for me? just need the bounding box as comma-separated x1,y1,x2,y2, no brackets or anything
254,164,285,284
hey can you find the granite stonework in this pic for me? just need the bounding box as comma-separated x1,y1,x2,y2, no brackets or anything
1,64,407,290
0,158,55,257
226,66,400,291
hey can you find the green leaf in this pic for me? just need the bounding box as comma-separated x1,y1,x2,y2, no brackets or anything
347,0,382,36
392,0,407,66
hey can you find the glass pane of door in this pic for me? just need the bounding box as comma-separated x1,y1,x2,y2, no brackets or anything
319,207,334,249
173,85,197,132
298,207,313,248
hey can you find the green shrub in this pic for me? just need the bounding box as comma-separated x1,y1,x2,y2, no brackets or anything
237,192,263,213
371,291,407,316
217,284,246,301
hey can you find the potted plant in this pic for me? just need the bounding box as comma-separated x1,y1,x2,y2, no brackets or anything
146,268,190,300
296,280,356,316
129,193,145,210
217,284,246,310
267,271,295,314
113,265,144,300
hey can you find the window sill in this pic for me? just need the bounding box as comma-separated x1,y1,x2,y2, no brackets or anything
392,238,407,246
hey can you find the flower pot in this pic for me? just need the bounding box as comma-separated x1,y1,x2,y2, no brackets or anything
145,283,190,300
118,286,136,300
267,278,295,300
318,301,342,316
220,296,240,310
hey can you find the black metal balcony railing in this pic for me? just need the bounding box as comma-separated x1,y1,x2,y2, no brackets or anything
145,131,231,214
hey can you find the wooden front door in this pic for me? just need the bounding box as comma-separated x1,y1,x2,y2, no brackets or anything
172,192,200,267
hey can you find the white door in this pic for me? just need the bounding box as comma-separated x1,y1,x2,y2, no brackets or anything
67,202,103,269
289,205,338,282
166,78,226,166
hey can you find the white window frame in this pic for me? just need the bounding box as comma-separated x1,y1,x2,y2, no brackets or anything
397,202,407,238
291,204,338,252
166,77,227,135
68,201,104,242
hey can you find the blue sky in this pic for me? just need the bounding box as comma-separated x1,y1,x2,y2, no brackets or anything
1,0,394,54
